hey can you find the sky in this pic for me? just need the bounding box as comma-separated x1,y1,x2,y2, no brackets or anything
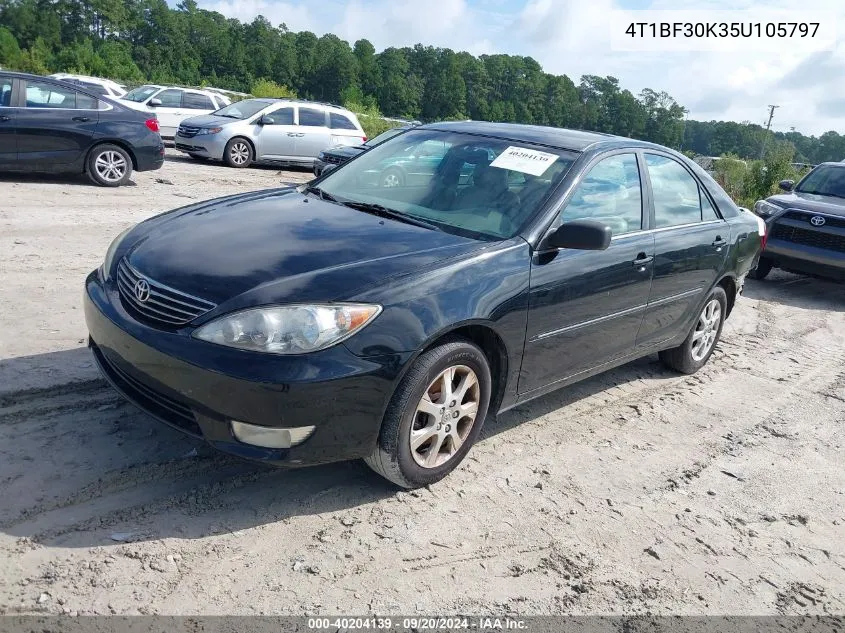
195,0,845,137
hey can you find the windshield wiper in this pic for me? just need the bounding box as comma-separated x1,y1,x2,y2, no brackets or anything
303,185,338,202
217,113,241,119
340,201,441,231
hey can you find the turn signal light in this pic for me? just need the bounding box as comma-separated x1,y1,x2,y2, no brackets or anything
145,118,160,133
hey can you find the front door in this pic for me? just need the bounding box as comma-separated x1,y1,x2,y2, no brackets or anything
520,152,655,394
148,89,185,138
253,106,298,159
0,75,16,166
15,79,98,168
637,152,730,347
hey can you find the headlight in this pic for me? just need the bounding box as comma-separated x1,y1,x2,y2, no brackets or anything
753,200,782,217
101,225,134,278
192,304,382,354
197,127,223,135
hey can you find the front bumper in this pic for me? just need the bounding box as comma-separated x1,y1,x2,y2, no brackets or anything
174,133,228,160
84,271,410,466
765,239,845,281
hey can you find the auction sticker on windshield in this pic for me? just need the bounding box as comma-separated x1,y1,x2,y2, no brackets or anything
490,146,559,176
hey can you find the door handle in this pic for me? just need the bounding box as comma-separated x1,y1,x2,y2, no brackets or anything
287,132,296,137
72,116,90,122
296,133,305,137
0,115,10,122
632,253,653,270
712,236,727,249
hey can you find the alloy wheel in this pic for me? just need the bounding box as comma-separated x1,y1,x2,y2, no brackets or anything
691,298,721,362
382,172,401,188
230,142,250,165
410,365,480,468
94,151,127,183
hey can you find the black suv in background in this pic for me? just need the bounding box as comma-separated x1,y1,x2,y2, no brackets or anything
753,162,845,281
314,123,418,177
0,71,164,186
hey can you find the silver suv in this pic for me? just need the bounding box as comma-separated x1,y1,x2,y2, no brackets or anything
174,98,366,168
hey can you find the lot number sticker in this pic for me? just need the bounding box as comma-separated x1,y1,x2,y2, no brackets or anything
490,146,559,176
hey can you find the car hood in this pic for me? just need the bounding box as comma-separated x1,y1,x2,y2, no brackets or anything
180,114,236,128
125,188,481,309
768,191,845,218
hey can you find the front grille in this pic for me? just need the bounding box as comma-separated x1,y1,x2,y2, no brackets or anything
177,125,201,138
783,210,845,230
91,342,203,438
770,224,845,253
323,153,347,165
175,142,205,152
117,258,216,327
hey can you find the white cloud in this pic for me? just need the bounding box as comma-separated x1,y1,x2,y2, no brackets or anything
195,0,845,136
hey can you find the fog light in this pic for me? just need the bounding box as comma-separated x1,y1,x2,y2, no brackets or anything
230,421,315,449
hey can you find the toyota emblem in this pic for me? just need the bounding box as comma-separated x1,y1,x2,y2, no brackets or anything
810,215,826,227
133,278,151,302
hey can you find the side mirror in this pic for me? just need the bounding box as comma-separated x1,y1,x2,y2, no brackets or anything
778,179,794,191
148,98,162,107
258,115,275,126
545,220,612,251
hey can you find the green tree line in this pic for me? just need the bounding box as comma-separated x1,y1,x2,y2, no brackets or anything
1,0,842,165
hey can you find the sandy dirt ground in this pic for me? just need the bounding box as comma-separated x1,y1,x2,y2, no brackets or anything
0,151,843,616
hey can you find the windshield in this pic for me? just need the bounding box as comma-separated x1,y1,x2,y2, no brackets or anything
364,127,409,147
122,85,159,102
795,165,845,198
316,129,577,240
213,99,270,120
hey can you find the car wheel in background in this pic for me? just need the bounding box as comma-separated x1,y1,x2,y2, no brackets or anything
749,256,774,280
659,286,727,375
380,167,404,188
86,144,132,187
365,339,491,489
224,138,253,168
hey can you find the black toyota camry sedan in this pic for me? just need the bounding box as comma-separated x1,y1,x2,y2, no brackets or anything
85,121,764,488
0,71,164,186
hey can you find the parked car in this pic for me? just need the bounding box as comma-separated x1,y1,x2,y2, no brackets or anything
48,73,127,98
0,71,164,186
119,85,231,139
173,98,366,169
751,162,845,281
314,124,417,177
84,122,763,488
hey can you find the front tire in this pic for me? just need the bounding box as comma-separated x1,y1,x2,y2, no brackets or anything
87,144,132,187
380,167,404,188
223,138,253,168
749,256,774,280
365,339,492,489
659,286,727,375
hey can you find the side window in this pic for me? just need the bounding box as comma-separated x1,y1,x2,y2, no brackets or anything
298,107,326,127
560,153,643,236
155,89,183,107
329,112,357,130
183,92,214,110
76,92,97,110
700,188,720,221
645,154,705,228
266,107,294,124
24,81,79,108
0,77,12,107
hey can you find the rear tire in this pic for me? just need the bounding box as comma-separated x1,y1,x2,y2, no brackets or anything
365,339,491,489
380,167,404,188
223,138,253,168
659,286,727,375
749,256,774,280
86,144,132,187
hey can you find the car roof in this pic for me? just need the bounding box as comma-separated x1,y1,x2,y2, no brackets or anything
418,120,675,153
248,97,357,113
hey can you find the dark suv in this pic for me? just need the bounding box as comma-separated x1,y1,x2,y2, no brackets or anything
752,162,845,281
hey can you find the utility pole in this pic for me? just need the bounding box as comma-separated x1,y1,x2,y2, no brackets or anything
759,104,779,159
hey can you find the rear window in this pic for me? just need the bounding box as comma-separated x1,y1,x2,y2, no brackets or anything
330,112,358,130
183,92,214,110
299,107,326,127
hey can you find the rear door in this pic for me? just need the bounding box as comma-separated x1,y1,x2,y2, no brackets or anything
0,75,15,166
294,106,332,159
520,151,655,394
148,89,185,137
636,152,729,348
253,105,297,160
15,79,99,168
